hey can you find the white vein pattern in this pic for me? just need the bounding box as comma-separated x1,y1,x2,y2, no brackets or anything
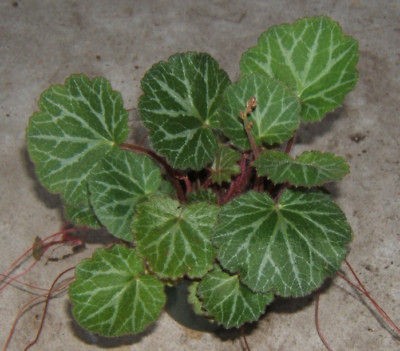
133,196,219,279
88,150,161,241
216,73,300,151
255,150,349,186
213,189,352,297
240,16,358,121
70,245,165,336
139,52,230,170
27,75,128,205
197,267,273,328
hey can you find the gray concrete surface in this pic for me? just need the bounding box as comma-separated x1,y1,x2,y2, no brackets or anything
1,1,399,350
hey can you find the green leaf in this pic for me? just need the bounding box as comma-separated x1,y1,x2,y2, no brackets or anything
88,149,162,241
139,52,231,170
210,145,241,184
27,74,128,205
214,190,352,297
69,245,166,337
132,196,219,279
254,150,349,186
240,16,359,121
197,266,273,328
64,200,102,229
187,189,218,204
212,74,300,150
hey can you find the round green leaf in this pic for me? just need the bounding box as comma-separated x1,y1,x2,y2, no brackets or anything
132,196,219,279
197,266,274,328
138,52,231,170
88,149,162,241
240,16,359,121
69,245,166,337
254,150,350,187
214,190,352,297
27,74,128,205
212,74,300,150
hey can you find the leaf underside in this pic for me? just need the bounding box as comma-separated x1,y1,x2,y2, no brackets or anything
132,196,219,279
213,190,352,297
139,52,231,170
197,266,274,328
254,150,350,186
27,74,128,207
213,74,300,150
240,16,359,121
69,245,166,337
89,149,162,241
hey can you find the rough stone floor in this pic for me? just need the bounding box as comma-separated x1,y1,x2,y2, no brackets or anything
1,1,399,350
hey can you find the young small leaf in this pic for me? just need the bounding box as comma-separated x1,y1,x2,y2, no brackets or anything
197,266,274,328
88,149,162,241
214,190,352,297
210,145,241,184
254,150,349,186
139,52,231,170
27,74,128,205
69,245,166,337
212,74,300,150
132,196,219,279
240,16,359,121
187,189,218,204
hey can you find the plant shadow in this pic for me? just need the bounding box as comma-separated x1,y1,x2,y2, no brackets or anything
296,107,345,146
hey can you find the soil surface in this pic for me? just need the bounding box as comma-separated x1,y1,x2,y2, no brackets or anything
1,1,399,350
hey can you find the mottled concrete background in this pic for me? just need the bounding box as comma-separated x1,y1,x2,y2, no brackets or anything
1,1,399,350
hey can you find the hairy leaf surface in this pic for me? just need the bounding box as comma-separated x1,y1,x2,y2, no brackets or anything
197,266,273,328
27,74,128,205
240,16,359,121
133,196,219,279
139,52,230,170
69,245,165,337
89,149,162,241
212,74,300,150
214,190,352,297
254,150,349,186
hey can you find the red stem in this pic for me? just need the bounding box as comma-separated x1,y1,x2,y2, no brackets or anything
120,143,186,203
342,260,400,335
315,294,334,351
24,266,75,350
284,133,296,154
219,153,251,205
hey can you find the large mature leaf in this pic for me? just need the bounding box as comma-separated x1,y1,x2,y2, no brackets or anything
212,74,300,150
132,196,219,279
64,200,102,229
139,52,231,170
254,150,349,186
210,145,241,184
197,266,273,328
69,245,166,337
27,74,128,205
240,16,359,121
213,190,352,297
88,149,161,241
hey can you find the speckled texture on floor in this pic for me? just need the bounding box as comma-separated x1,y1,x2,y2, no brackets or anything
1,1,399,350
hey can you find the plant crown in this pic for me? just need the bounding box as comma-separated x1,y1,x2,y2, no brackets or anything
26,16,358,335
